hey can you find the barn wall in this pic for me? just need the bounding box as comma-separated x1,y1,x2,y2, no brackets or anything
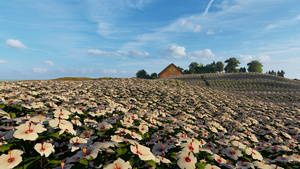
159,65,183,78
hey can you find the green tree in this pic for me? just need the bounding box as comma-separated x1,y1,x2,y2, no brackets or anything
216,61,224,73
247,60,263,73
224,57,241,73
239,67,246,72
183,69,190,74
136,69,150,79
176,66,184,72
277,70,285,77
189,67,196,74
189,62,199,69
150,72,158,79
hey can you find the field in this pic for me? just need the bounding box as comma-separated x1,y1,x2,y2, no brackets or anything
0,74,299,169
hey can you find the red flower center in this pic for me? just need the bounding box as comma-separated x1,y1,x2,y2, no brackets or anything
136,150,143,155
189,146,194,151
185,157,191,162
25,129,33,134
7,157,15,163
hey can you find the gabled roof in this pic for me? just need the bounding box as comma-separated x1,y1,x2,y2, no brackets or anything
158,63,183,76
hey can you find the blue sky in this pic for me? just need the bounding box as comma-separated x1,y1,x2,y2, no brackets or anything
1,0,300,79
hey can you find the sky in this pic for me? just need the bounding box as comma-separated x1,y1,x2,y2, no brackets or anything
1,0,300,80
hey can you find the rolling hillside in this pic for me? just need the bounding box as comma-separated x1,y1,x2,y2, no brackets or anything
165,72,300,103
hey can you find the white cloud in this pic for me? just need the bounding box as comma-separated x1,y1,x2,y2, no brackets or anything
88,49,117,56
165,19,201,33
188,49,215,60
161,45,187,59
240,55,270,62
206,30,215,35
127,51,149,58
5,39,27,50
88,49,149,58
32,68,48,73
161,46,215,60
43,60,54,66
265,24,276,30
0,60,7,63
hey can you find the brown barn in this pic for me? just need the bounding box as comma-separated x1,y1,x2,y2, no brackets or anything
158,63,183,78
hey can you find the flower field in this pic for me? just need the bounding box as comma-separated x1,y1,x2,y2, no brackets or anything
0,77,299,169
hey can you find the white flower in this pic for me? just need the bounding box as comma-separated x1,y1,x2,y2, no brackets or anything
104,158,132,169
224,147,243,160
13,121,46,141
130,144,155,161
236,160,255,169
176,150,197,169
245,148,263,161
34,140,55,157
205,164,220,169
212,154,227,164
138,124,149,134
0,149,23,169
69,137,88,152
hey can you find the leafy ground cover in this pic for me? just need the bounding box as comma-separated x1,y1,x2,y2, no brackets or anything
0,78,299,169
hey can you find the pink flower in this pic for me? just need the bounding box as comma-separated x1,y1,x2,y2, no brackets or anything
0,149,23,169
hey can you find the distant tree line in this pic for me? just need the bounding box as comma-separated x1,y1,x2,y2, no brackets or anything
266,70,285,77
178,58,267,74
136,69,158,79
136,57,285,79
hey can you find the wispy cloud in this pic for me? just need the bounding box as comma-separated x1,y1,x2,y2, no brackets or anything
0,60,7,63
240,55,270,63
264,13,300,30
88,49,149,58
43,60,55,66
32,68,48,73
5,39,27,50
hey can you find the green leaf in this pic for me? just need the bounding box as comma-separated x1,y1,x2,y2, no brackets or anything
196,162,206,169
147,160,156,167
78,158,89,166
15,156,40,169
9,112,16,118
207,155,213,161
47,159,61,167
116,147,128,156
0,144,12,152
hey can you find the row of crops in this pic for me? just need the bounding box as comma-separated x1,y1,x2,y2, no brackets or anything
166,73,300,103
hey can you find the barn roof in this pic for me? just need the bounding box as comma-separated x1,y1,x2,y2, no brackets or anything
158,63,183,76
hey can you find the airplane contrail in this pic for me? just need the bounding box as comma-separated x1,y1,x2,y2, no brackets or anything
203,0,214,15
